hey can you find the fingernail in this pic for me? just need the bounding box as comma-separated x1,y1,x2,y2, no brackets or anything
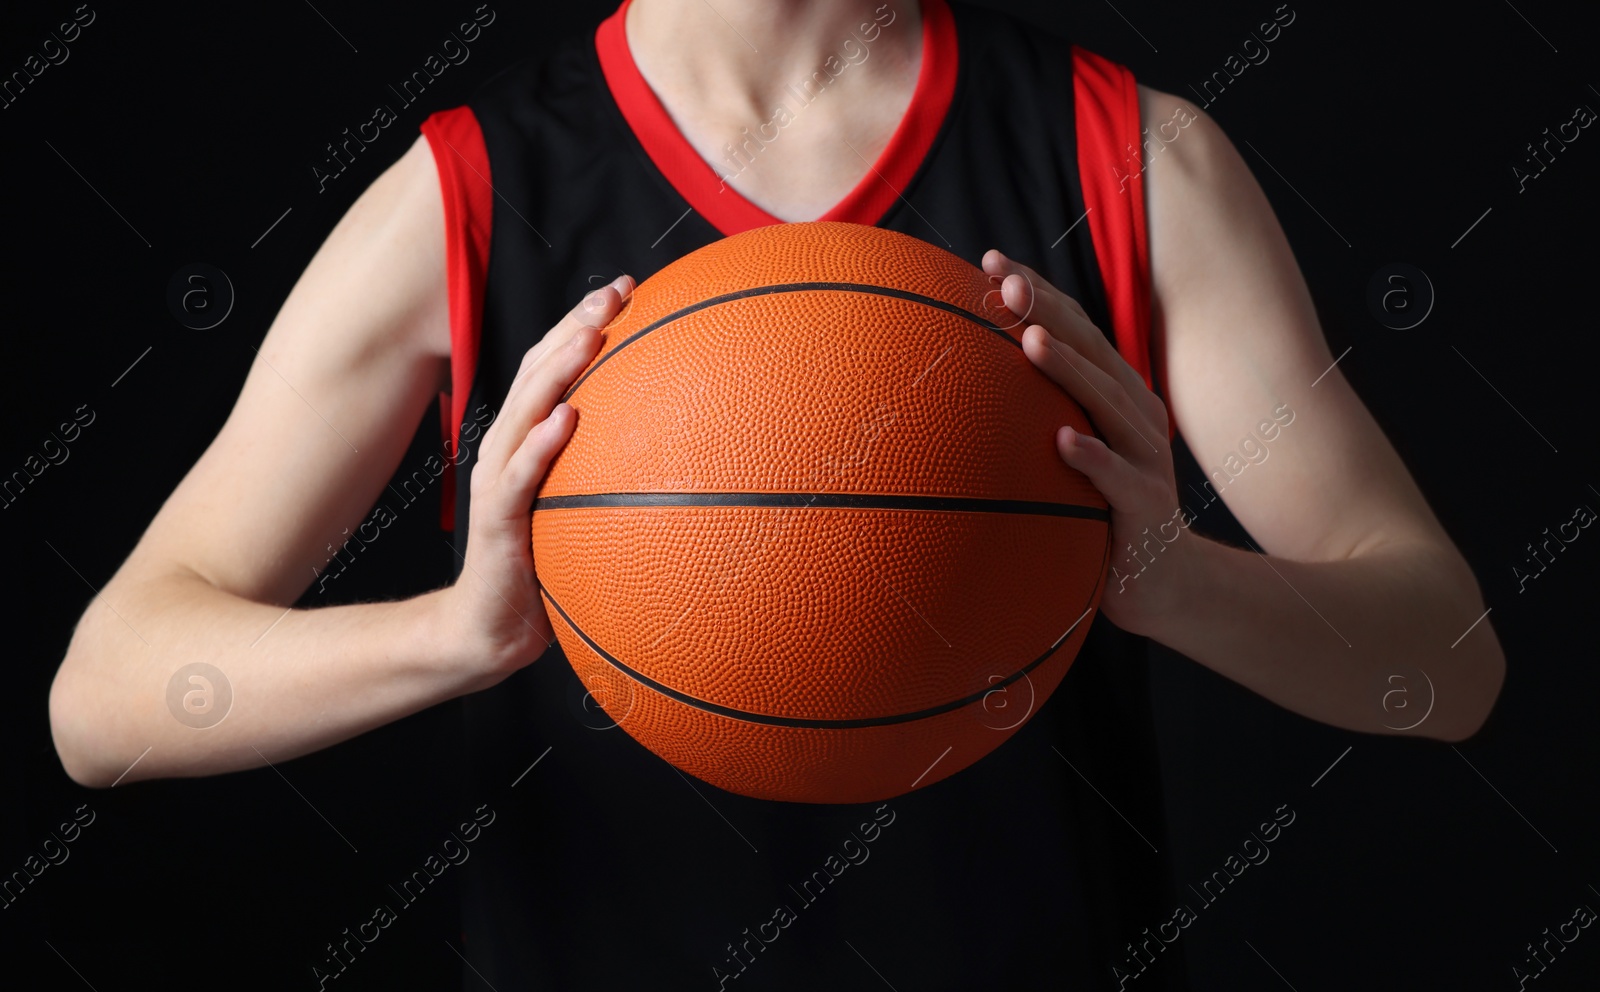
609,274,632,294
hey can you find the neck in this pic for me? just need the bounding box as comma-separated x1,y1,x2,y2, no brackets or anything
626,0,921,125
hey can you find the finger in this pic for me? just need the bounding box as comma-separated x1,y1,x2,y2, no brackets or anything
983,250,1094,344
506,276,632,421
478,282,625,474
491,403,577,522
478,323,602,480
979,251,1107,360
1022,325,1164,461
985,248,1164,425
978,261,1037,331
587,271,640,325
510,274,633,387
1055,426,1147,510
983,249,1092,325
983,251,1155,406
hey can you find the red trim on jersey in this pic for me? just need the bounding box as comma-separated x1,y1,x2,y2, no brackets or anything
1071,46,1172,439
420,106,494,530
595,0,958,234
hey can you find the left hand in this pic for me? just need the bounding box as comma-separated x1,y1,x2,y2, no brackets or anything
983,249,1191,636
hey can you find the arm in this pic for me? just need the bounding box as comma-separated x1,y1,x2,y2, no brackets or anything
49,136,623,787
983,88,1504,742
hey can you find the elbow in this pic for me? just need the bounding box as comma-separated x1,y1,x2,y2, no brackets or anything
49,659,118,790
49,569,179,789
56,754,115,791
1414,554,1506,744
1425,627,1507,744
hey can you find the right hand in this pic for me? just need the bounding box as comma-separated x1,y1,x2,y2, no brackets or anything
444,275,634,683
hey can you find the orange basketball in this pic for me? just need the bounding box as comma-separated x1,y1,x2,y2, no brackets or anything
533,222,1109,804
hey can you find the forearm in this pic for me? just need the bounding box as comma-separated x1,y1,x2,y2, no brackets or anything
49,573,484,787
1139,534,1505,741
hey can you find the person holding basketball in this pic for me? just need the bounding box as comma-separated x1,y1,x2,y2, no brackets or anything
49,1,1503,987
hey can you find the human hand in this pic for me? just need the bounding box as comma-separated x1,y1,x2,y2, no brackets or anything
983,250,1189,635
443,275,633,682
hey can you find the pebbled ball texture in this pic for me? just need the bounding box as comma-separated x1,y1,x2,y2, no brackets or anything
533,221,1109,804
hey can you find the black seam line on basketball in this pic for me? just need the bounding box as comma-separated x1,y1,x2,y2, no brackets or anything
562,282,1015,403
540,588,1094,730
535,492,1109,521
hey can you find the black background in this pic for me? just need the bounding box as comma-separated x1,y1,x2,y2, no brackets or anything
3,1,1598,989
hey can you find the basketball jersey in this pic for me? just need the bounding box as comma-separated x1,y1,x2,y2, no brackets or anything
420,2,1186,988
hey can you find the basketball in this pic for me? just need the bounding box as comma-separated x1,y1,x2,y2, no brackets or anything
532,221,1109,804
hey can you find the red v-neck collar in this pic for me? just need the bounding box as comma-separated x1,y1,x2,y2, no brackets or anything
595,0,958,235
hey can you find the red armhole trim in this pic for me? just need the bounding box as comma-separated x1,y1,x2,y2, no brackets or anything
595,0,957,234
1071,46,1172,441
421,106,494,530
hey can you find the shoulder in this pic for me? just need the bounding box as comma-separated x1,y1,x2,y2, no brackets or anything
1132,84,1332,437
1134,84,1271,300
309,133,453,370
1136,86,1239,194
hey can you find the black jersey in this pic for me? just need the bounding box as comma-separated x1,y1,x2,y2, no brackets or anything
420,1,1184,988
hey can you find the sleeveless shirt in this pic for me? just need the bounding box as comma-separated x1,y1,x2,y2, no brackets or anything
420,2,1185,988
